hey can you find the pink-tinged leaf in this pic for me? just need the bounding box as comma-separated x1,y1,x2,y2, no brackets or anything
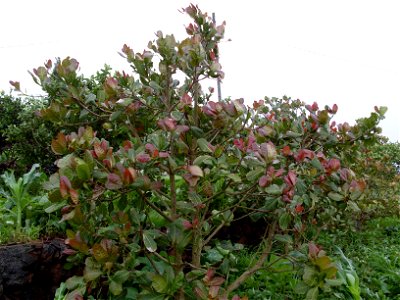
185,23,195,35
327,158,341,172
180,93,192,105
295,204,304,213
208,285,220,298
311,102,319,111
45,59,52,69
281,145,292,156
308,242,320,258
332,104,338,114
123,140,133,150
123,167,137,184
209,276,225,286
260,142,277,161
275,168,284,178
103,159,113,170
209,50,216,61
183,173,200,187
257,125,273,137
258,175,269,188
222,102,236,116
60,176,72,198
159,152,169,158
182,220,193,230
145,143,156,154
69,189,79,204
94,142,106,160
253,99,264,109
188,165,204,177
62,248,77,255
232,296,241,300
233,138,245,152
284,171,297,187
9,80,21,91
136,153,151,163
295,149,315,162
176,125,190,134
105,173,122,190
204,269,215,283
194,287,207,300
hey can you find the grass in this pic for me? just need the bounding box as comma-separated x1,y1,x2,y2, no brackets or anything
318,216,400,299
231,216,400,299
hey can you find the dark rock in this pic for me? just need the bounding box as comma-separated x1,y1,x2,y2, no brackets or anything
0,239,75,300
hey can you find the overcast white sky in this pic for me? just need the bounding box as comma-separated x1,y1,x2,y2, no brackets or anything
1,0,399,142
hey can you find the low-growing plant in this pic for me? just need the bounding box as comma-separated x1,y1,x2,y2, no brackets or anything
0,164,48,242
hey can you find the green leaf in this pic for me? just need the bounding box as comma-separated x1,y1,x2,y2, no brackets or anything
265,184,283,195
76,162,91,181
151,274,168,293
143,230,157,252
193,155,215,166
274,234,293,244
328,192,344,201
279,212,291,230
109,280,123,296
113,269,130,284
83,268,102,282
110,110,123,121
116,98,134,107
45,201,67,213
65,276,84,290
305,286,319,300
227,173,241,183
246,167,264,182
197,138,213,153
206,249,224,263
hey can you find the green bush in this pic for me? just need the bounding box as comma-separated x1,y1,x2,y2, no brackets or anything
21,4,389,299
0,92,58,175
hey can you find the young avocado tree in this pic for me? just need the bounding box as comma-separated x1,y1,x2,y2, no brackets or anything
17,4,386,299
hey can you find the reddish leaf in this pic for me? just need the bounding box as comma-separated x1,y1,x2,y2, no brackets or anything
60,176,72,198
93,142,106,160
136,153,151,163
284,171,297,187
258,175,269,187
327,158,341,172
180,93,192,106
69,189,79,204
51,132,68,155
295,204,304,213
188,165,204,177
253,99,264,109
123,140,133,150
9,80,21,91
183,174,200,187
159,152,170,158
105,173,122,190
123,167,137,184
281,145,292,156
308,242,320,258
182,220,193,230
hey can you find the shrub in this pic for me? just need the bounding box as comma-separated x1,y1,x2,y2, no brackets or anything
22,4,388,299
